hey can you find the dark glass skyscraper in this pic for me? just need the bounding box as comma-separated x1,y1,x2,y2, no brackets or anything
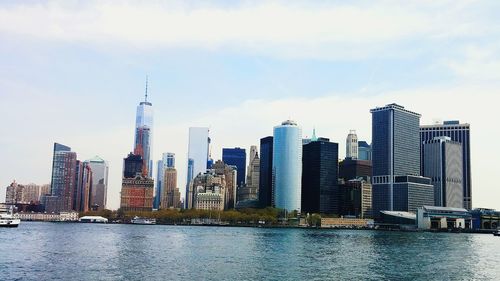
301,138,339,214
371,104,434,218
420,121,472,209
48,142,77,212
123,153,143,178
222,148,246,188
259,136,273,208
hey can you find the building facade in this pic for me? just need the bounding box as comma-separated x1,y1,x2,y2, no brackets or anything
120,176,154,212
273,120,302,212
222,147,247,188
73,161,92,212
161,167,181,209
259,136,273,208
370,104,434,218
134,80,154,178
346,130,358,159
339,158,372,181
423,136,463,208
190,171,226,211
301,138,339,214
420,121,472,209
48,143,77,213
85,156,108,211
238,146,260,202
338,179,373,218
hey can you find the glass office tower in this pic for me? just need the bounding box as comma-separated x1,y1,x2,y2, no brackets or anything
259,136,274,208
222,148,247,188
85,156,109,211
134,79,153,178
185,127,209,208
273,120,302,212
48,143,77,212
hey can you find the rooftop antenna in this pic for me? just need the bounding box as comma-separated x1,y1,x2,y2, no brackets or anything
145,75,149,102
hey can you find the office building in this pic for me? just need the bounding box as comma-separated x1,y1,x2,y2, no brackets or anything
420,121,472,209
189,170,226,211
273,120,302,212
339,158,372,181
212,160,238,209
301,138,339,214
346,130,358,159
161,167,181,209
238,146,260,202
120,177,154,212
222,147,246,188
85,156,109,211
134,78,154,177
370,104,434,218
423,137,463,208
258,136,273,208
74,161,92,212
185,127,210,208
358,141,372,161
123,153,143,178
338,179,372,218
47,143,77,213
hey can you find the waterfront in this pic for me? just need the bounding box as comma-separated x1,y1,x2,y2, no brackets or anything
0,223,499,280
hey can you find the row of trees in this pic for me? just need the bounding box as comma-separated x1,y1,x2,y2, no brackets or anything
81,207,322,227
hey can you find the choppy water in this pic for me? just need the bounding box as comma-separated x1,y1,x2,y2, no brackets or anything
1,222,499,280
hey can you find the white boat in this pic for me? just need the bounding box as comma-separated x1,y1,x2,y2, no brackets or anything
0,206,20,228
494,228,500,237
130,216,156,225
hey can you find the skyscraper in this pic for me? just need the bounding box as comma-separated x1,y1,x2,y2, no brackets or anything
238,146,260,203
222,147,246,188
370,104,434,217
74,161,92,212
47,143,77,212
185,127,210,208
346,130,358,159
358,141,372,161
120,153,154,212
301,137,339,214
259,136,273,208
155,152,176,209
273,120,302,212
123,153,143,178
85,156,109,211
134,78,153,177
420,121,472,209
423,137,463,208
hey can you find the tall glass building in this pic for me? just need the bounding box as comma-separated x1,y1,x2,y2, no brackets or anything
85,156,109,211
273,120,302,212
134,79,153,178
49,143,77,212
185,127,209,208
259,136,273,208
420,121,472,209
358,141,372,161
222,148,246,188
371,104,434,217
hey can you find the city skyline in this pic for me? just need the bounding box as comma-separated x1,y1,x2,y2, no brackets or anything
1,1,500,210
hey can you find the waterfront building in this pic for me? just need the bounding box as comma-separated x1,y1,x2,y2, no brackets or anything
416,206,472,230
73,161,92,212
259,136,273,208
321,217,374,228
134,78,154,178
358,141,372,161
185,127,210,208
47,143,77,213
370,104,434,218
15,211,79,222
420,121,472,209
338,159,372,181
222,147,246,188
212,160,237,209
346,130,358,159
273,120,302,212
238,146,260,202
470,208,500,230
190,170,226,211
301,137,339,214
120,176,154,212
5,181,22,204
338,179,372,218
423,137,463,208
84,156,108,211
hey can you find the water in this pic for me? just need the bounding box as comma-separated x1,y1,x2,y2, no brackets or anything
1,223,499,281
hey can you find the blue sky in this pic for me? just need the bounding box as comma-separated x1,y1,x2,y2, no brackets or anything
1,0,500,209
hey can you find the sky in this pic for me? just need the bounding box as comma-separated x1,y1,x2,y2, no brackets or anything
1,0,500,210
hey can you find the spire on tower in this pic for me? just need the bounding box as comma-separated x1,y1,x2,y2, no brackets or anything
311,127,318,141
145,75,148,102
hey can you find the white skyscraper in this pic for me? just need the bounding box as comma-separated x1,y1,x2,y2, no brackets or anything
185,127,209,208
273,120,302,212
346,130,358,159
85,156,109,211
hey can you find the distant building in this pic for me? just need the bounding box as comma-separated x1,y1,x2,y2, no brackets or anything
273,120,302,212
420,121,472,209
423,137,463,208
370,104,434,218
470,208,500,230
346,130,358,159
120,176,154,212
186,127,210,208
212,160,237,209
222,147,246,188
5,181,23,204
134,80,154,178
190,170,226,211
339,159,372,181
417,206,472,230
338,179,372,218
358,141,372,161
238,146,260,202
73,161,92,212
47,143,77,213
161,167,181,209
123,153,143,178
301,137,339,214
259,136,273,208
85,156,108,211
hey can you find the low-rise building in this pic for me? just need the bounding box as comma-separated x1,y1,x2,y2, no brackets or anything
321,217,374,228
15,211,79,222
470,208,500,230
417,206,472,230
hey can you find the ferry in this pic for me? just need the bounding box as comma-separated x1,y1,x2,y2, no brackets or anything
0,206,20,228
130,216,156,225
